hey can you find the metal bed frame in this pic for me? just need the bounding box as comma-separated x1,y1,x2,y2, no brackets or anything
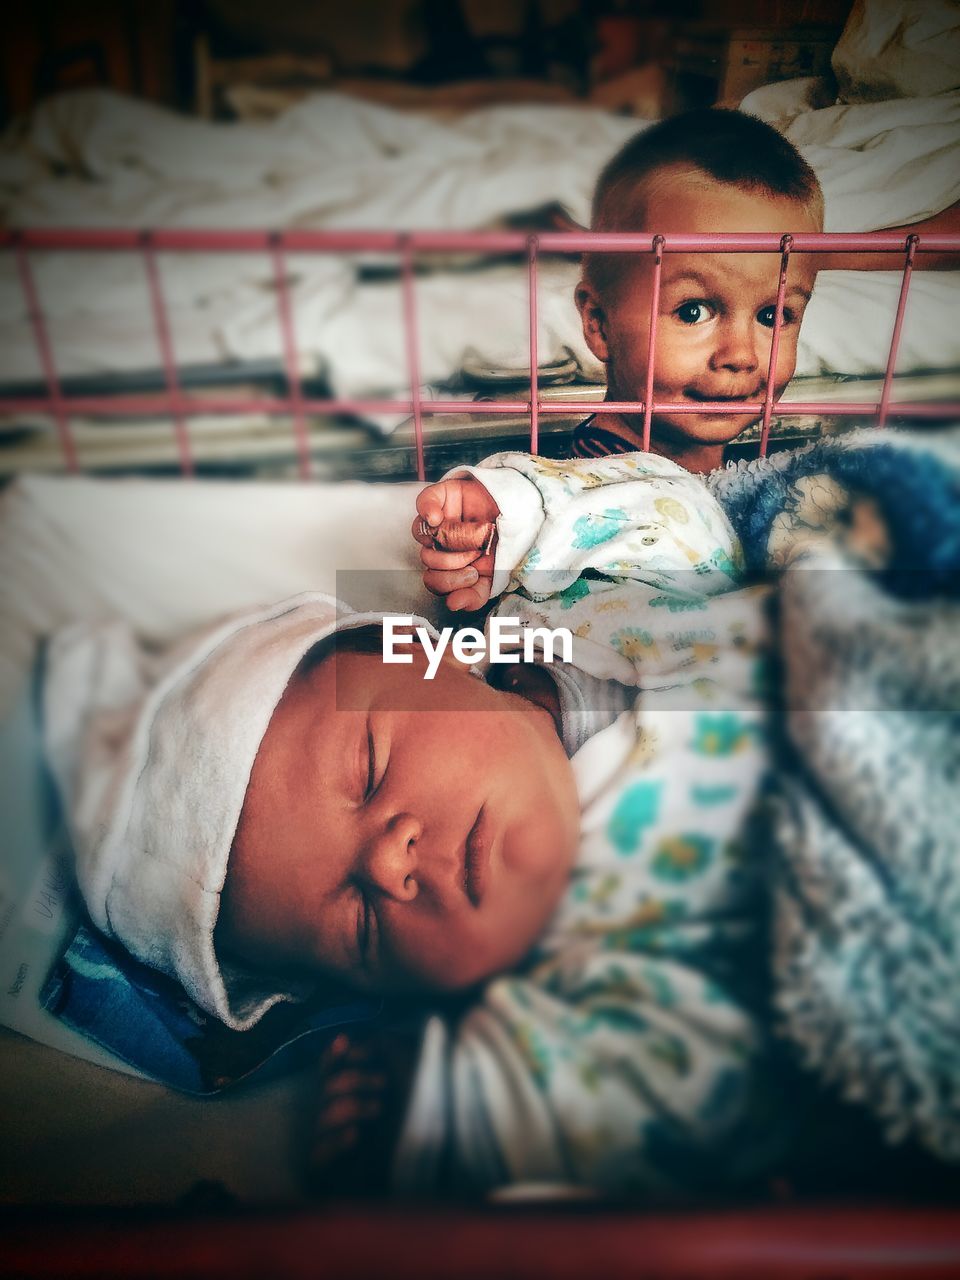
2,227,959,481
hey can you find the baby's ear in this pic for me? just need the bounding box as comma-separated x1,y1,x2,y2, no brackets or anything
575,278,609,363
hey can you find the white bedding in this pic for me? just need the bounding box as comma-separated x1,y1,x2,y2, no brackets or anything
0,473,434,718
1,87,958,420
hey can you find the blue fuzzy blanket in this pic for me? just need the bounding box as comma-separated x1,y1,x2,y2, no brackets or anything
709,427,960,1163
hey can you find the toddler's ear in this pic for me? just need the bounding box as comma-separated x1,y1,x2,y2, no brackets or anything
575,279,609,364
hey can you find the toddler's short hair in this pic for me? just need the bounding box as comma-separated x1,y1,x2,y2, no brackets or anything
587,108,824,294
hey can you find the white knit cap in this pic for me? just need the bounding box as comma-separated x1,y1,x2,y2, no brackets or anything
45,592,408,1030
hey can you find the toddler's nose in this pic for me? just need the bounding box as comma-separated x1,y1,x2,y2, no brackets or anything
365,813,421,902
711,318,760,374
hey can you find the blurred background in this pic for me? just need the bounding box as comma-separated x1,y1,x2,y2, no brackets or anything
2,0,849,123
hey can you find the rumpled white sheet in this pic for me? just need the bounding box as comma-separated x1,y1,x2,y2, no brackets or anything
0,473,437,719
831,0,960,103
0,87,958,412
2,90,639,230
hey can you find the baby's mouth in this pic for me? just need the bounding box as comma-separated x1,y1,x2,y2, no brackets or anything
464,806,492,908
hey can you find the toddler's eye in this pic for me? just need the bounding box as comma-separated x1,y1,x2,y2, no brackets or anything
675,301,714,325
757,305,796,329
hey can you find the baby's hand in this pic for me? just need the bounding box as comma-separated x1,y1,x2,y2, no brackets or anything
307,1028,418,1199
308,1032,392,1197
412,474,500,612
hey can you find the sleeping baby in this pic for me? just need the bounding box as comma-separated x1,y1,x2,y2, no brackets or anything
49,449,781,1198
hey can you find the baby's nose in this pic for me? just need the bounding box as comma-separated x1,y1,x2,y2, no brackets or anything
366,813,421,902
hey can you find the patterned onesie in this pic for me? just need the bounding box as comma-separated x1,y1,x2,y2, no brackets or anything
394,450,784,1197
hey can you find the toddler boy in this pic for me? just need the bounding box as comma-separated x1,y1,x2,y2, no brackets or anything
570,108,958,472
571,108,822,473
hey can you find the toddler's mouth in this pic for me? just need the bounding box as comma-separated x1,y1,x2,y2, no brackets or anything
683,387,763,405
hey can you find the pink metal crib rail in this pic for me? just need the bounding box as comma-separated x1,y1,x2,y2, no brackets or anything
2,227,959,481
